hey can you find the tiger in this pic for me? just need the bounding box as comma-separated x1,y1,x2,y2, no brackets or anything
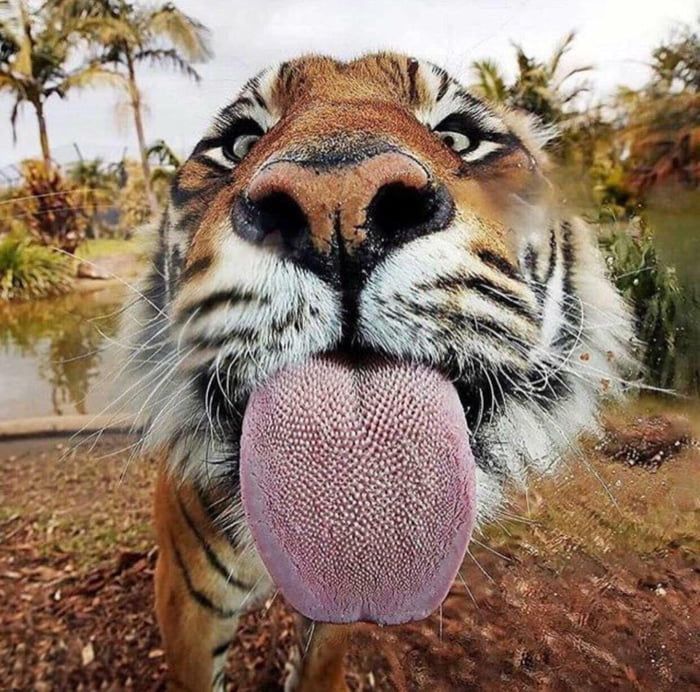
122,52,635,691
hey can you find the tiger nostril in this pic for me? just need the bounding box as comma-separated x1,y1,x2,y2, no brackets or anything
256,191,308,244
366,182,453,245
234,191,309,246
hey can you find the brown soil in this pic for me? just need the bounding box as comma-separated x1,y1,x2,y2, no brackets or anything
1,409,698,691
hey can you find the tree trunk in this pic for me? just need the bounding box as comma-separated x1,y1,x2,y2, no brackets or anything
34,100,51,168
126,52,159,217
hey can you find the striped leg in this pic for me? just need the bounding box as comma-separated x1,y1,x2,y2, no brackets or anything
153,469,269,691
295,621,352,692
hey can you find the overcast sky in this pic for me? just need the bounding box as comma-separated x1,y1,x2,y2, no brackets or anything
1,0,697,168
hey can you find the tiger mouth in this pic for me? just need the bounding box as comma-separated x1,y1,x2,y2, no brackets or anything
238,351,477,625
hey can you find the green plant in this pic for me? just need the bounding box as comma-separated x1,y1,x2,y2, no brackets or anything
471,32,591,125
0,232,72,300
599,222,694,392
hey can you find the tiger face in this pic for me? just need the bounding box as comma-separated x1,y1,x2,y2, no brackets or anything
131,53,634,626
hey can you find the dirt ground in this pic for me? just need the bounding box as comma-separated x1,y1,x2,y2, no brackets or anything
1,403,698,691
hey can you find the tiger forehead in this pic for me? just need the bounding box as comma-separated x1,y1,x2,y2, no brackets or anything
270,53,433,109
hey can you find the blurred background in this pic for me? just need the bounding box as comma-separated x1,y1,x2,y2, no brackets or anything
1,1,698,689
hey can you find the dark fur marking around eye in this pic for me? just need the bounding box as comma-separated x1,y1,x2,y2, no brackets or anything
177,494,253,592
170,534,240,618
475,249,524,283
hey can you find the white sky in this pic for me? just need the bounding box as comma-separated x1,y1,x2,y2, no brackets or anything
0,0,697,168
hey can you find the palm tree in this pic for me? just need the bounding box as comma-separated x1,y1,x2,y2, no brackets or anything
0,0,113,166
60,0,211,215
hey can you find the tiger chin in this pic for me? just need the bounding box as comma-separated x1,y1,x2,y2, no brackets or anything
122,52,635,691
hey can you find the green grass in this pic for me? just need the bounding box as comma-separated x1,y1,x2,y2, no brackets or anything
74,236,148,261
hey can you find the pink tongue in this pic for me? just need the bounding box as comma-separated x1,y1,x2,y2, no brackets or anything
239,355,476,625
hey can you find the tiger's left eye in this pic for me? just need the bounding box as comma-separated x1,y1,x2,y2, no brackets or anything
439,130,477,154
230,134,260,161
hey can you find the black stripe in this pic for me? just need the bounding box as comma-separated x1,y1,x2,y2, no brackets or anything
542,227,557,285
212,638,235,658
407,57,420,102
425,274,537,322
170,176,227,210
250,86,267,110
177,495,253,591
176,288,265,324
181,255,213,281
186,327,259,351
523,245,537,278
212,669,226,690
395,295,527,353
196,481,244,552
554,220,583,349
278,61,293,92
176,208,205,239
171,535,240,619
436,69,449,102
232,95,254,110
475,249,523,283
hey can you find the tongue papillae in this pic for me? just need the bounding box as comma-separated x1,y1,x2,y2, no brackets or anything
239,355,476,625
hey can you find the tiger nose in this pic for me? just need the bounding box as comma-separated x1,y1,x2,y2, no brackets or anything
233,151,454,272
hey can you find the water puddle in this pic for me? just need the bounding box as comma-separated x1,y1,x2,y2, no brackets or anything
0,286,127,420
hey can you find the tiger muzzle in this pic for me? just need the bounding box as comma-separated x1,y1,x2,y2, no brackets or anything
231,147,455,283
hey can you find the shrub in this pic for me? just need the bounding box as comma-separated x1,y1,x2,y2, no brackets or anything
599,220,697,392
0,232,72,301
19,160,88,254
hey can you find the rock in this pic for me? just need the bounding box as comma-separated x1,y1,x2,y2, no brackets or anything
76,261,110,280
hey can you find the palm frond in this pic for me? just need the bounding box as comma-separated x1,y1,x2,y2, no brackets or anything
53,63,127,95
471,58,508,103
146,4,211,61
133,47,200,80
548,30,576,76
